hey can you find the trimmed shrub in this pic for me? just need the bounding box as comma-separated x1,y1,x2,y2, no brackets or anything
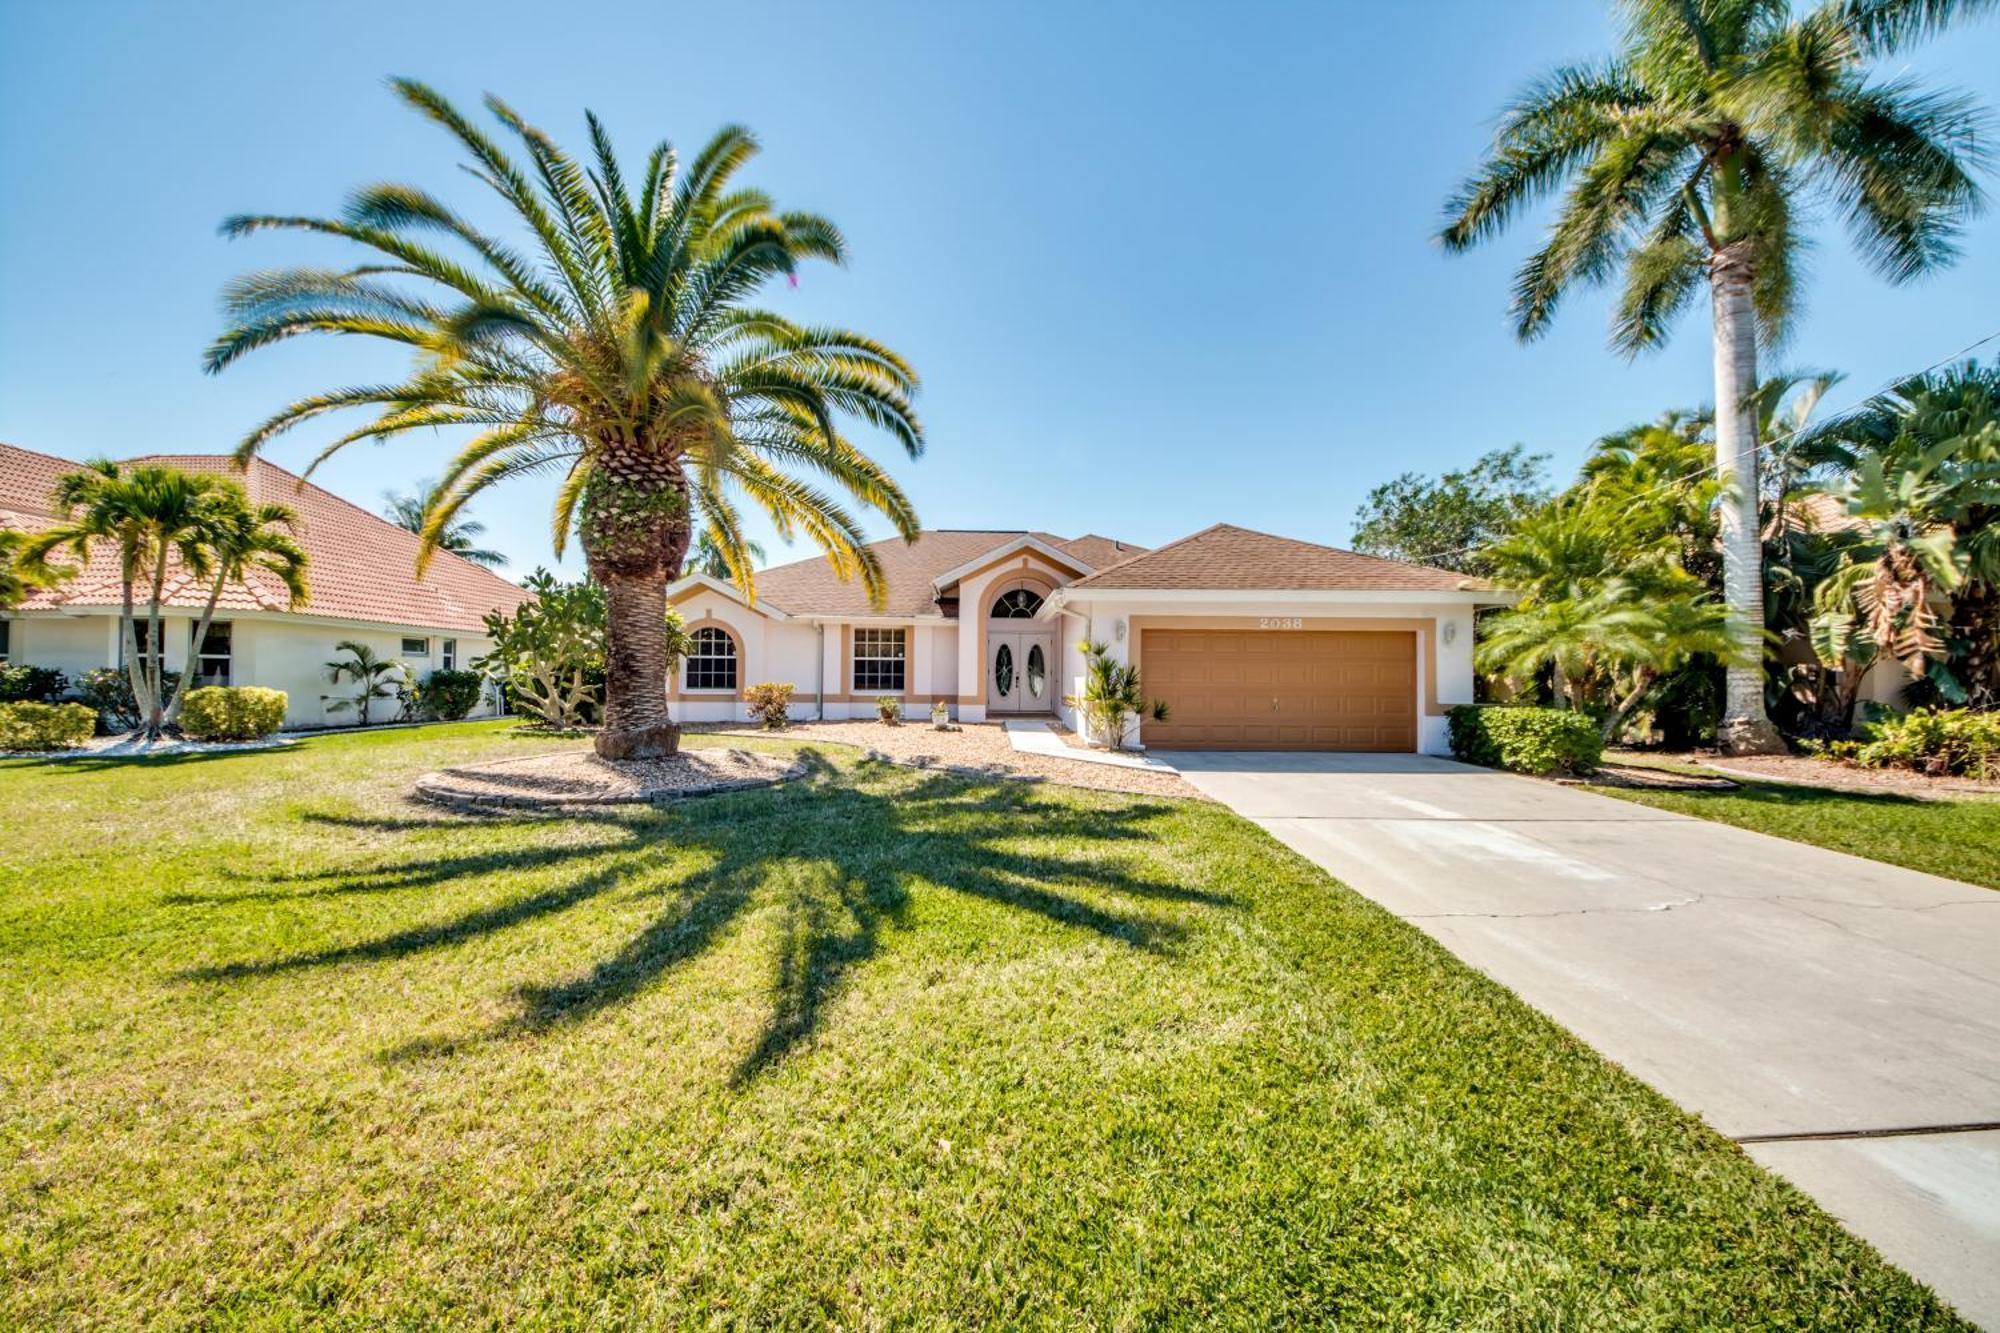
180,686,288,741
744,682,794,730
78,666,181,732
1448,704,1603,776
0,664,69,703
1855,708,2000,779
417,669,485,722
0,701,96,752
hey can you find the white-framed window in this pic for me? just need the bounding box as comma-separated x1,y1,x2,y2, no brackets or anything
192,621,232,687
991,588,1044,618
684,627,738,690
852,628,906,692
401,636,429,658
0,617,10,663
441,638,457,671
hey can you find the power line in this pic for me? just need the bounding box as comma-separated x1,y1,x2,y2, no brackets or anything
1389,326,2000,571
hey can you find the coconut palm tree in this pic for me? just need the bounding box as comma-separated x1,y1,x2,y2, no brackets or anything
21,462,222,739
382,479,508,568
0,528,69,610
207,81,922,759
1440,0,1993,752
165,486,309,727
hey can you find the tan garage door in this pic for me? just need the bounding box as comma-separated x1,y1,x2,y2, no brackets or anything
1141,629,1417,751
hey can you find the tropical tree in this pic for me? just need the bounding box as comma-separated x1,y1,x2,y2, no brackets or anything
1350,445,1550,574
208,81,923,760
324,641,409,726
1440,0,1993,752
166,486,309,727
689,528,765,581
0,528,69,610
383,478,507,567
20,462,222,739
1797,361,2000,703
475,570,607,729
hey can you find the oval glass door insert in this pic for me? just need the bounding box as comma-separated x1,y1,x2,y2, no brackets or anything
994,643,1014,697
1026,644,1046,701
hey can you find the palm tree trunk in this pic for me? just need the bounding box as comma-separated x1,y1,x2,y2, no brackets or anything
1951,580,2000,709
1708,243,1785,754
118,572,154,733
596,570,678,759
167,570,229,728
140,539,171,740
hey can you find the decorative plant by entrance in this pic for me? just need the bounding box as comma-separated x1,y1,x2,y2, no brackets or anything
1065,640,1168,752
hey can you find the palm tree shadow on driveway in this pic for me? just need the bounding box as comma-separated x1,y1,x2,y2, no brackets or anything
183,750,1226,1082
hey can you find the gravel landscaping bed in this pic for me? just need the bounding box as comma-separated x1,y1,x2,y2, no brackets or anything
696,719,1206,800
1618,749,2000,801
415,746,804,808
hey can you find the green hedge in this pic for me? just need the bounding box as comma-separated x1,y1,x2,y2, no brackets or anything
0,664,70,703
0,701,97,752
417,669,484,722
1447,705,1603,776
180,686,289,741
1856,708,2000,779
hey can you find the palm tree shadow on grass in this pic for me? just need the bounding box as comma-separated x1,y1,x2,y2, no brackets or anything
187,750,1228,1081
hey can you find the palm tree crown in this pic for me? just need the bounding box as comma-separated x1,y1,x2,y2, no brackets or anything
1441,0,1990,352
207,80,923,757
383,479,507,567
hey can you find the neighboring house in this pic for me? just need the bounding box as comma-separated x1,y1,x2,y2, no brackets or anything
0,443,529,728
670,523,1504,755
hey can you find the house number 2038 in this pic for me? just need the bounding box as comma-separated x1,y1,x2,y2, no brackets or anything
1258,617,1303,630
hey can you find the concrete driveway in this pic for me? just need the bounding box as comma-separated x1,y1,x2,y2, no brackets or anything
1163,750,2000,1327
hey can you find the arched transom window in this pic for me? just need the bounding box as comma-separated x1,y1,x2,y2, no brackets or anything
685,627,738,690
991,588,1045,619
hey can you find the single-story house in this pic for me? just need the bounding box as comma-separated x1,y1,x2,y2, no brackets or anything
0,442,529,728
669,523,1505,755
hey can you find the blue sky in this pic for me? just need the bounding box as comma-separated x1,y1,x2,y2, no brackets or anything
5,1,1998,578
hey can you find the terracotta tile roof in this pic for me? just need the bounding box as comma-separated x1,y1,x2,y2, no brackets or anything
2,443,529,633
1064,523,1492,594
741,529,1146,617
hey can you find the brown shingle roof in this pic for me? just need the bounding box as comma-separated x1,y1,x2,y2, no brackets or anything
2,443,529,633
741,529,1145,617
1064,523,1490,594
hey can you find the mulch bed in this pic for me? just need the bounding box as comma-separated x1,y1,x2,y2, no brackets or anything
414,747,804,809
1611,749,2000,801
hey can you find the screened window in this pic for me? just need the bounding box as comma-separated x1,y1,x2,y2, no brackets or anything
192,621,232,687
991,588,1044,618
852,628,906,692
401,636,429,658
442,639,458,671
684,627,738,690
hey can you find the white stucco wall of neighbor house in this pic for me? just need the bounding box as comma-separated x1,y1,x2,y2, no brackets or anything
1054,594,1483,756
2,610,503,729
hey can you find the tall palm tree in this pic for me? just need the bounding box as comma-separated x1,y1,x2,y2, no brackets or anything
383,478,507,568
21,462,222,739
1440,0,1992,753
0,528,70,610
208,81,922,760
166,486,309,727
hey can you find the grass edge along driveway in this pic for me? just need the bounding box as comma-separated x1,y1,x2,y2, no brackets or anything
1590,759,2000,892
0,721,1971,1328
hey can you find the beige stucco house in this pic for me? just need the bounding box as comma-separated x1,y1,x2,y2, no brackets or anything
1,443,529,728
669,523,1504,755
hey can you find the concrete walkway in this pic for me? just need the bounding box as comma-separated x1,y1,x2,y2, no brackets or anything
1162,750,2000,1327
1001,719,1176,771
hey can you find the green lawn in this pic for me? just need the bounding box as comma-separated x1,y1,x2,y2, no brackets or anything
0,722,1964,1328
1591,764,2000,891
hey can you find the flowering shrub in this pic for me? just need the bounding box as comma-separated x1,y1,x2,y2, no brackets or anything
745,682,794,730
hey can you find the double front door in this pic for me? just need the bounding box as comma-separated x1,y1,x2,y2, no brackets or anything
987,630,1053,714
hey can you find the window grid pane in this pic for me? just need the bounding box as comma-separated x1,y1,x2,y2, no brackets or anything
852,628,906,692
685,627,738,690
